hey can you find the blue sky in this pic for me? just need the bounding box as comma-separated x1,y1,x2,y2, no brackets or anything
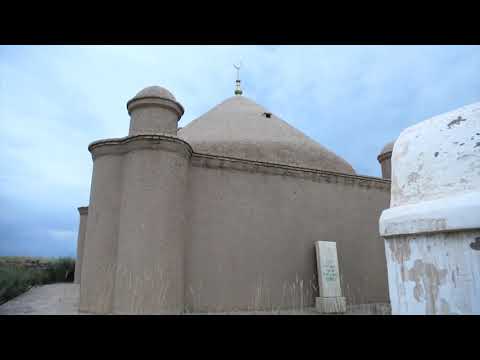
1,45,479,257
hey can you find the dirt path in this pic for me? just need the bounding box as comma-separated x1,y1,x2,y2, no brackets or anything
0,283,81,315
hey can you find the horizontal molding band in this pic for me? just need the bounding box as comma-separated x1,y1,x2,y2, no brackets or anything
380,191,480,237
126,96,184,118
78,206,89,215
191,152,391,190
88,134,193,160
87,134,390,190
377,151,392,163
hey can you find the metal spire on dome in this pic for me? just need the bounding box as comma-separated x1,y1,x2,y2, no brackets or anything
233,63,243,96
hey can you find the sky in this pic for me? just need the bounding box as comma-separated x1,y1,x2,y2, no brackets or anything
0,45,479,257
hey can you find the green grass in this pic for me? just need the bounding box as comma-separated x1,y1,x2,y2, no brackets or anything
0,257,75,305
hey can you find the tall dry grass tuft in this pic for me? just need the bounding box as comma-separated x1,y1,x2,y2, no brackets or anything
185,273,319,314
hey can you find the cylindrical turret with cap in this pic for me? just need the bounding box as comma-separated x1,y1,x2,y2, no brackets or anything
79,85,192,314
112,85,191,314
127,85,184,136
377,140,395,179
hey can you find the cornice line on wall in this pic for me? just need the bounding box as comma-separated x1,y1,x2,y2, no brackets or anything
88,134,194,160
87,134,390,191
192,152,391,190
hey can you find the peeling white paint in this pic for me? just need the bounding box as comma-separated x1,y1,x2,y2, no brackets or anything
380,102,480,315
385,232,480,314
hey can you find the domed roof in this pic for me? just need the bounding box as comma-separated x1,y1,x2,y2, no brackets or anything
133,86,176,101
178,96,355,174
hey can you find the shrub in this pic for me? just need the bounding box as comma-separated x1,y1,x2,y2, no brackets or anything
0,257,76,305
43,258,76,283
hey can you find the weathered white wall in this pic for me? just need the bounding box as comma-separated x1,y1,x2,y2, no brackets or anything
380,102,480,315
385,231,480,314
389,103,480,208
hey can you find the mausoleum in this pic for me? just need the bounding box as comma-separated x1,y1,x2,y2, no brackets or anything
76,82,394,314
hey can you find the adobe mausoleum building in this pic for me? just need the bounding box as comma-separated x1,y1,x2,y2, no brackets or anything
75,82,396,314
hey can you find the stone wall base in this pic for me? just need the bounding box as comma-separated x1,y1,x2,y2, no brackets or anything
346,303,391,315
315,296,346,313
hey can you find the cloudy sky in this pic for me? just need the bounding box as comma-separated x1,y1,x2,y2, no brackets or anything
1,45,479,257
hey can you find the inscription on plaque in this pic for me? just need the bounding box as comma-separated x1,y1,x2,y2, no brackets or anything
322,262,338,282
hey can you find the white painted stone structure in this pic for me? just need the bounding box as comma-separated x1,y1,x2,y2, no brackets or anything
315,241,346,313
379,102,480,315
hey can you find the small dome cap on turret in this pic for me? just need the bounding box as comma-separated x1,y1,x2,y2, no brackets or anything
132,86,176,101
377,140,395,163
126,85,184,118
380,140,395,155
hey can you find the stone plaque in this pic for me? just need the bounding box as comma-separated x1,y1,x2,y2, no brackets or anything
315,241,346,313
315,241,341,297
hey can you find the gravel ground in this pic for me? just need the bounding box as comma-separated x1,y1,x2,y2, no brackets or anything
0,284,390,315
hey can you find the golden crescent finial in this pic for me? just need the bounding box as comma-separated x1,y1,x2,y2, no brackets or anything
233,62,243,95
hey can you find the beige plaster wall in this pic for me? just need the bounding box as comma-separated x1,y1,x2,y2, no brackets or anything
74,207,88,284
185,155,390,312
77,136,390,314
79,135,192,314
128,106,179,136
113,146,190,314
79,153,123,314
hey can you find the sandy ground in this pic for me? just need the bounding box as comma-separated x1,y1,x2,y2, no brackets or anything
0,284,390,315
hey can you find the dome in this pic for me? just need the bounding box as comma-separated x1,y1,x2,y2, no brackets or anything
380,140,395,155
178,96,355,174
133,86,176,101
